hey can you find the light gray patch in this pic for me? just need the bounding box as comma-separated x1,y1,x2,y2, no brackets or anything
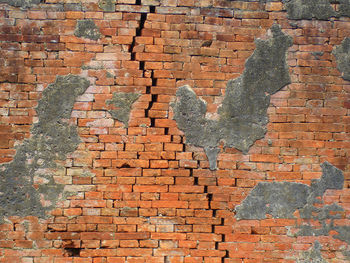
285,0,337,20
74,19,101,41
236,162,345,221
332,37,350,81
106,92,141,127
98,0,115,12
235,162,349,250
0,0,40,8
297,241,328,263
310,161,344,197
0,75,90,223
342,250,350,260
235,182,310,220
333,225,350,244
172,24,292,170
339,0,350,17
204,147,220,170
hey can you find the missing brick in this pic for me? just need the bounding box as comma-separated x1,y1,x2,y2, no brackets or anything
64,247,81,257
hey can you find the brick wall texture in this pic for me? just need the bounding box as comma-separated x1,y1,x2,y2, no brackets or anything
0,0,349,262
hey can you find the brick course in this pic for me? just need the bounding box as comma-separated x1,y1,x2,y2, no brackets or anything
0,0,349,262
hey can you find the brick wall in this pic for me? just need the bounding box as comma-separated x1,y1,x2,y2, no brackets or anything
0,0,349,262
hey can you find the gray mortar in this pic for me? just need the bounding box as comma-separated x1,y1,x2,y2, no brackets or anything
332,37,350,81
98,0,115,12
171,24,292,170
0,75,90,223
0,0,40,8
74,19,101,41
297,241,328,263
106,92,141,128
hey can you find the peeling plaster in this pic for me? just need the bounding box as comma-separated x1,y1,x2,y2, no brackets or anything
235,162,350,255
171,24,292,170
74,19,101,41
0,0,40,8
106,92,141,128
297,241,328,263
332,37,350,81
0,75,90,222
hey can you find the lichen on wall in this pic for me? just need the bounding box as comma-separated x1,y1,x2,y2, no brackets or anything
0,75,90,222
74,19,101,41
332,37,350,81
106,92,141,127
172,24,292,170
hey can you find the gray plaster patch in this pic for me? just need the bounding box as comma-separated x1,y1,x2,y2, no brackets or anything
98,0,115,12
285,0,336,20
106,92,141,127
236,162,350,253
171,24,292,170
297,241,328,263
0,75,90,222
235,182,310,220
0,0,40,8
74,19,101,41
235,162,344,220
332,37,350,81
339,0,350,16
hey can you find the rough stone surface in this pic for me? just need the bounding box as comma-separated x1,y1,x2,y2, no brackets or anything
297,241,328,263
74,19,101,41
172,24,292,170
236,162,344,220
332,37,350,81
98,0,115,12
285,0,336,20
0,75,90,223
106,92,141,127
0,0,40,8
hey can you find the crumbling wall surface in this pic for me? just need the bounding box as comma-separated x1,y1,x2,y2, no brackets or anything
0,0,349,262
172,24,292,170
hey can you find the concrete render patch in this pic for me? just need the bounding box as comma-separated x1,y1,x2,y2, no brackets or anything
332,37,350,81
235,162,344,220
236,162,350,254
74,19,101,41
285,0,350,20
106,92,141,127
297,241,328,263
0,0,40,8
0,75,90,223
98,0,116,12
172,24,292,170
